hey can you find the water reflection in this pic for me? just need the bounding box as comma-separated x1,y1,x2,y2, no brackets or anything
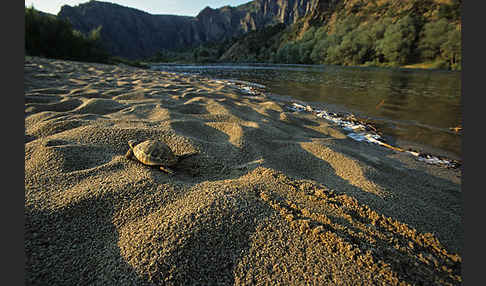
152,64,461,158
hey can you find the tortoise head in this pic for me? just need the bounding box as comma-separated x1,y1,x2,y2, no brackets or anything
128,140,138,149
125,140,139,159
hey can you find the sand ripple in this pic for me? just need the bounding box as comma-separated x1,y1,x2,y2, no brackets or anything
25,57,462,285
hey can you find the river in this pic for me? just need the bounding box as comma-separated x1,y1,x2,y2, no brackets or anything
151,63,462,159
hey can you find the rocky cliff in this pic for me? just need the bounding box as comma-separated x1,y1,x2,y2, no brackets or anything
58,0,319,59
58,1,197,59
220,0,461,69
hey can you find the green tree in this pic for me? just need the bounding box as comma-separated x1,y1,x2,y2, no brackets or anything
276,42,300,64
298,40,315,64
334,15,360,38
376,16,418,65
322,15,361,65
438,0,461,21
310,27,329,64
300,26,317,42
418,19,450,60
193,46,211,62
367,19,391,63
323,34,342,64
25,6,109,62
310,39,327,64
441,27,461,70
333,25,375,65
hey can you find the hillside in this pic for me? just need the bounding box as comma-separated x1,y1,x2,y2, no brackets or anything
58,0,320,59
221,0,462,70
57,1,196,59
35,0,462,69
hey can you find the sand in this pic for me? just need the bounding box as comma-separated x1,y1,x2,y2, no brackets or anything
25,56,462,285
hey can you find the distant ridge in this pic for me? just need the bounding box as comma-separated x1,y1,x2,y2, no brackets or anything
58,0,318,59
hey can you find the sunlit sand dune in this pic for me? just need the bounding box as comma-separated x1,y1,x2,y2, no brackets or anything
25,57,462,285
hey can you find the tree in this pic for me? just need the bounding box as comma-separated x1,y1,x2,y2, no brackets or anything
298,40,315,64
334,15,360,38
322,15,361,65
25,6,109,62
193,46,211,62
376,16,418,65
276,42,300,64
441,27,461,70
300,26,317,42
369,19,391,63
323,34,342,64
438,0,461,21
310,27,329,64
333,25,375,65
418,19,450,60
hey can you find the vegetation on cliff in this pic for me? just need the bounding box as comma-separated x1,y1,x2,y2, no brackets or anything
184,24,287,64
220,0,462,70
25,6,110,63
56,0,318,60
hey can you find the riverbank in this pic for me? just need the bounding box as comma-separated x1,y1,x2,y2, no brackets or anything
150,62,462,160
25,57,462,285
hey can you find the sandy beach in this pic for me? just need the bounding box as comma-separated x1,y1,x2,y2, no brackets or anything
25,57,462,285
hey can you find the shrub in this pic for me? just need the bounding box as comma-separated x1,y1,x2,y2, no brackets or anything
25,6,110,63
441,27,461,70
376,16,418,65
419,19,450,60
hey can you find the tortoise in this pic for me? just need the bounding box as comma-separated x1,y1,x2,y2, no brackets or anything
125,139,197,174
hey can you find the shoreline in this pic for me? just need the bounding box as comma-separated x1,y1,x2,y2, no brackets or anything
25,57,462,285
169,72,461,168
149,61,461,73
150,63,462,161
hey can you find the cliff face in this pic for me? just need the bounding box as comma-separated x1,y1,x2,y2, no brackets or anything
58,0,318,59
220,0,462,69
58,1,198,59
253,0,319,24
202,0,321,34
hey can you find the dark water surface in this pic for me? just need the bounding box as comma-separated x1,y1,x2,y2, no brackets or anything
151,63,462,159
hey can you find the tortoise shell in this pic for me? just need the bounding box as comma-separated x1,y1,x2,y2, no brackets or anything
127,140,178,167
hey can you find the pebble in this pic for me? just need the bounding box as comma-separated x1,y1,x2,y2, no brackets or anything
285,102,461,169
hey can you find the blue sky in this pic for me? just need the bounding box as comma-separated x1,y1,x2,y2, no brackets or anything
24,0,251,16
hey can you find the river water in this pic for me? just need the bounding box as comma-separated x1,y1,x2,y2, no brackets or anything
151,63,462,159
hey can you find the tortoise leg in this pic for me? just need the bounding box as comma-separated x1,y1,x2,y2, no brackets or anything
125,148,134,160
159,166,175,174
177,152,199,163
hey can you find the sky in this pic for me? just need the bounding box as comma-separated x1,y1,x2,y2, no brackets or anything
24,0,251,16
